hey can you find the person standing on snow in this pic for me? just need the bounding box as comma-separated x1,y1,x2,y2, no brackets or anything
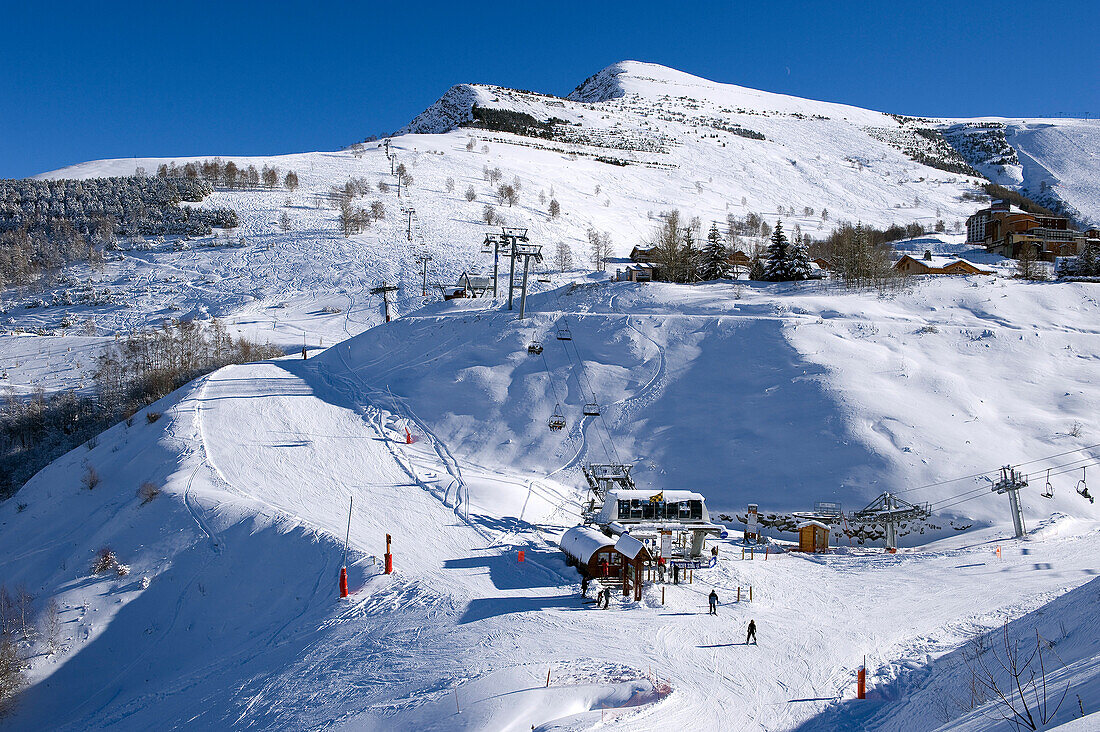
746,619,757,645
708,589,718,615
581,576,589,597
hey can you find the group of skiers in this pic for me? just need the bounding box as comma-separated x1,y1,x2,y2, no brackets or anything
710,589,756,644
580,579,757,644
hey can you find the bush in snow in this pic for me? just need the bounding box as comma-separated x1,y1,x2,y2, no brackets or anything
465,185,476,202
81,465,101,491
145,411,162,424
138,481,161,505
92,547,117,574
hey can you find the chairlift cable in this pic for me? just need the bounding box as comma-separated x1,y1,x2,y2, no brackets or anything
894,442,1100,496
558,315,622,464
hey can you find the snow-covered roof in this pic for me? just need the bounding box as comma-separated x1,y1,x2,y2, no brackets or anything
798,520,830,530
615,532,648,560
605,489,707,502
559,525,613,564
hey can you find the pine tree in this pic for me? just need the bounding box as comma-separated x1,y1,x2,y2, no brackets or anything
700,222,729,280
787,232,813,281
763,220,790,281
1076,241,1100,277
680,227,700,282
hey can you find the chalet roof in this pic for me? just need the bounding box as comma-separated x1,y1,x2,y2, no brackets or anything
615,532,648,560
797,520,830,530
559,525,613,564
894,254,991,274
605,489,707,502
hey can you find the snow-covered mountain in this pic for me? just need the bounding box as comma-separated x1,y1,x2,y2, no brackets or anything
4,61,1100,730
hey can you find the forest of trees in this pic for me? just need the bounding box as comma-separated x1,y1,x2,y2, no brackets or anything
153,159,301,193
0,320,283,499
0,177,238,288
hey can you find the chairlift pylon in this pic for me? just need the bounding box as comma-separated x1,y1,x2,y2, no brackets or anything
1041,468,1054,499
582,394,601,417
527,340,543,355
556,326,572,341
1077,467,1094,504
548,404,566,432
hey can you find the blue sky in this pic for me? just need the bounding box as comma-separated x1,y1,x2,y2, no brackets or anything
2,0,1097,178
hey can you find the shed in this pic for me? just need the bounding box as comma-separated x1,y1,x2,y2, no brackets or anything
559,525,623,579
797,520,830,553
614,533,652,600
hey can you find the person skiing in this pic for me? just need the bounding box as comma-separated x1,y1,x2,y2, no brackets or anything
746,619,757,645
708,589,718,615
581,576,589,597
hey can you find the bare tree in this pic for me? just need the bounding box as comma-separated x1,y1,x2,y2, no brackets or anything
497,183,518,207
466,137,476,151
548,198,560,219
284,171,299,191
262,166,279,189
482,204,499,225
0,635,24,717
39,599,61,655
588,228,612,272
554,241,573,272
960,623,1068,730
464,185,477,202
445,177,455,193
278,212,292,233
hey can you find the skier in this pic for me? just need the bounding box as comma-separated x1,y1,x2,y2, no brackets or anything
746,619,757,645
581,576,589,597
708,589,718,615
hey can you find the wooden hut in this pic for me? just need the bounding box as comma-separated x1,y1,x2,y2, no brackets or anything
797,520,830,553
559,525,623,579
614,532,652,601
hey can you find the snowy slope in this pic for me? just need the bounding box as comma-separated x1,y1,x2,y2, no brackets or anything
4,300,1100,729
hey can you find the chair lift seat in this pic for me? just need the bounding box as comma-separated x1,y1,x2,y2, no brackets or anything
548,414,566,431
528,341,543,355
556,327,572,340
582,399,600,417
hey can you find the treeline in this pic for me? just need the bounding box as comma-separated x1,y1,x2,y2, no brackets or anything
0,176,237,287
1,320,284,499
153,159,300,192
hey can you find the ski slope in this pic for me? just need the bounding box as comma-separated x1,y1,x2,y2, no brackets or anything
4,276,1100,729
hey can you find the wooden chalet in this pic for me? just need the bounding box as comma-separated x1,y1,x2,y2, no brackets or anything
559,526,652,600
894,251,992,276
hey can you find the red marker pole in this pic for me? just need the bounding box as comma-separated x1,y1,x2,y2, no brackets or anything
518,550,525,563
857,655,866,700
384,533,393,574
405,427,413,444
340,496,353,598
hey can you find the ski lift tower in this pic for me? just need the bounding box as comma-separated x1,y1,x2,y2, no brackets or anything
853,492,931,553
513,239,542,320
369,281,400,323
500,227,530,311
416,254,433,297
991,466,1028,538
482,232,508,297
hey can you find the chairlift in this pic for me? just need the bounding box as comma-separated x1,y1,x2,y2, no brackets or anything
527,340,543,355
582,395,601,417
548,405,566,432
537,270,552,284
556,327,572,341
1041,468,1054,499
1077,467,1094,504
